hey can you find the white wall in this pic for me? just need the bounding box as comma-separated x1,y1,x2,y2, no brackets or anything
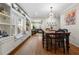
31,17,60,30
60,4,79,47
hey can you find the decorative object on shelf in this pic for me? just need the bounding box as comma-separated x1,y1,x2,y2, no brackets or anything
65,9,76,25
2,31,9,37
0,30,2,38
0,7,4,12
0,30,9,38
0,30,2,35
0,4,10,18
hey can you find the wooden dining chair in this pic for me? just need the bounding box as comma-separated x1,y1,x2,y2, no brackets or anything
44,30,56,50
54,30,65,54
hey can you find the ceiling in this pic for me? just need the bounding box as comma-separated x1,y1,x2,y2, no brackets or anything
19,3,77,18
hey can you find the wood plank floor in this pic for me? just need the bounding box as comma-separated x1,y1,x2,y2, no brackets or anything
10,33,79,55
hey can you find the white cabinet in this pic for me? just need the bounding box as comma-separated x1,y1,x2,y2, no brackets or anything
0,36,15,54
0,34,30,55
0,3,31,55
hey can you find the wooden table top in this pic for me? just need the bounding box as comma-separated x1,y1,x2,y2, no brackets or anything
43,30,70,34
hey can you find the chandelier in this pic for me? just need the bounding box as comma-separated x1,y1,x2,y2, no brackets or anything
49,7,54,17
47,6,56,30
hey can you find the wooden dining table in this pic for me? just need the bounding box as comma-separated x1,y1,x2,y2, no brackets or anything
42,30,70,54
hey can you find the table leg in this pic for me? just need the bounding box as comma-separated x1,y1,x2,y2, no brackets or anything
46,36,48,50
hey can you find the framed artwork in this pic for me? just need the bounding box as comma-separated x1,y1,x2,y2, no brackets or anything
65,9,76,25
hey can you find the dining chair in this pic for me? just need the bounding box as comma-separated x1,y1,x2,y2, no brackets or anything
54,30,65,54
45,30,56,50
63,29,68,32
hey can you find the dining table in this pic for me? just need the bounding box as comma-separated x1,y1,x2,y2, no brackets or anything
42,30,70,54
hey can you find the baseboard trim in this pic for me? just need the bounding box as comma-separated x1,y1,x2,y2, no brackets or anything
70,41,79,48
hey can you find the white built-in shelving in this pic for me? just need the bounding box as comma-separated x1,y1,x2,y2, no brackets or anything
0,3,11,36
0,3,31,55
0,12,10,18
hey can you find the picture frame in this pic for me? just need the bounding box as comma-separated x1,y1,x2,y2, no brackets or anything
65,9,76,25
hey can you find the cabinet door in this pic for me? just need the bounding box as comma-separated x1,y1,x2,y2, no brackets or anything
0,36,15,55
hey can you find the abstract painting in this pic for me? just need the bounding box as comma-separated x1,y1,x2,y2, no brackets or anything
65,10,76,25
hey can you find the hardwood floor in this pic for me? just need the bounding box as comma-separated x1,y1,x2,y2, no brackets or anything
10,33,79,55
